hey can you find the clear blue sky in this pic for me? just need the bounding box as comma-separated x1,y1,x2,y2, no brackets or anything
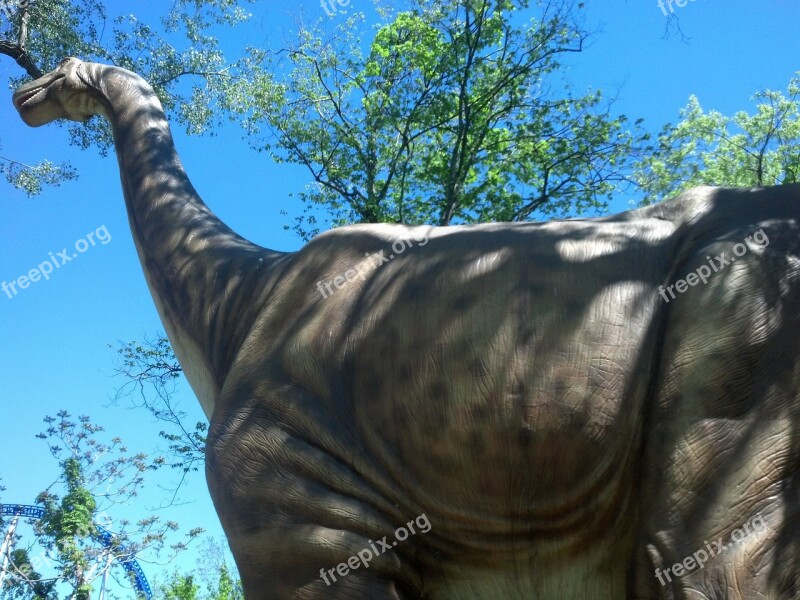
1,0,799,595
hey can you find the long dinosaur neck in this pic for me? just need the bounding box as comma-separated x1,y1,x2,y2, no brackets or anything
89,63,281,418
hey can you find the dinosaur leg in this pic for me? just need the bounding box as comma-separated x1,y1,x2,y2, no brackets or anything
205,399,425,599
220,518,423,599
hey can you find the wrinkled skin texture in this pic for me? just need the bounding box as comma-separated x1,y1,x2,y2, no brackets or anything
14,58,800,599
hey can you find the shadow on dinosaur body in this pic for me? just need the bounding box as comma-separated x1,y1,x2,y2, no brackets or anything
13,58,800,599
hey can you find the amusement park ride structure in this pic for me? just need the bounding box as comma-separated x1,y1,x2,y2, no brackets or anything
0,503,152,599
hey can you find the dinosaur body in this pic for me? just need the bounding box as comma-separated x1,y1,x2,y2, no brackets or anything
14,58,800,599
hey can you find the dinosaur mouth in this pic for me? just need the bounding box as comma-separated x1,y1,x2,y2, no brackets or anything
12,74,64,112
12,87,44,110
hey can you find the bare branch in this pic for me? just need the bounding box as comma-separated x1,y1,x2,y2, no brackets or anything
0,0,41,78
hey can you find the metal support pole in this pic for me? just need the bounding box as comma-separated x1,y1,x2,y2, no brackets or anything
0,515,20,589
97,550,114,600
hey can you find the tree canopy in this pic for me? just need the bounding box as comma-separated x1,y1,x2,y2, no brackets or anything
1,0,649,227
226,0,646,238
0,412,204,600
0,0,254,195
157,538,243,600
634,74,800,204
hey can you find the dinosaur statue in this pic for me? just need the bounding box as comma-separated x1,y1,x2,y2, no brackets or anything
12,58,800,599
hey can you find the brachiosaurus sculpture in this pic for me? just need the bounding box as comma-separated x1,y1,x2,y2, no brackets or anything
13,58,800,599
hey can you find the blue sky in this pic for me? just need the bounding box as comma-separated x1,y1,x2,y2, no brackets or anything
1,0,799,595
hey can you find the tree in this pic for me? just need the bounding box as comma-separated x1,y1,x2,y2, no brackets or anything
0,0,255,195
160,572,201,600
210,564,242,600
0,549,56,599
158,538,243,600
226,0,647,239
0,412,203,599
634,74,800,205
112,336,206,497
159,567,242,600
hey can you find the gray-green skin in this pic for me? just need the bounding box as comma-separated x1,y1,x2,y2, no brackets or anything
13,58,800,599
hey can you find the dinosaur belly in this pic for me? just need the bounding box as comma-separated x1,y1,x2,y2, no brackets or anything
355,384,643,563
350,278,657,568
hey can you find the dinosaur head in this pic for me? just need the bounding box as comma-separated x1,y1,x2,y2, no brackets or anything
12,57,105,127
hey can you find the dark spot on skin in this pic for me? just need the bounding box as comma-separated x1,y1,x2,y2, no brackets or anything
400,363,413,381
422,417,443,438
426,449,454,470
518,428,533,446
452,295,477,312
470,357,488,377
458,340,473,355
565,300,583,315
400,283,425,302
386,329,400,347
471,403,491,420
524,283,547,296
519,328,535,345
392,405,409,429
469,358,487,377
430,380,449,401
359,372,383,396
469,429,486,451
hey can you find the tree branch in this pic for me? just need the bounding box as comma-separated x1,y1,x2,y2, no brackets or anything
0,0,42,78
0,40,42,78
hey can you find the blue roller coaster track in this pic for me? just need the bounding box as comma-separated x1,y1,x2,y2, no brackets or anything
0,503,152,599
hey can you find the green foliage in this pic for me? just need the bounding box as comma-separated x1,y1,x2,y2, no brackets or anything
0,153,78,197
634,74,800,204
0,412,203,599
160,572,201,600
34,458,98,597
227,0,645,237
0,549,56,599
213,563,242,600
158,566,243,600
0,0,255,194
157,539,243,600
